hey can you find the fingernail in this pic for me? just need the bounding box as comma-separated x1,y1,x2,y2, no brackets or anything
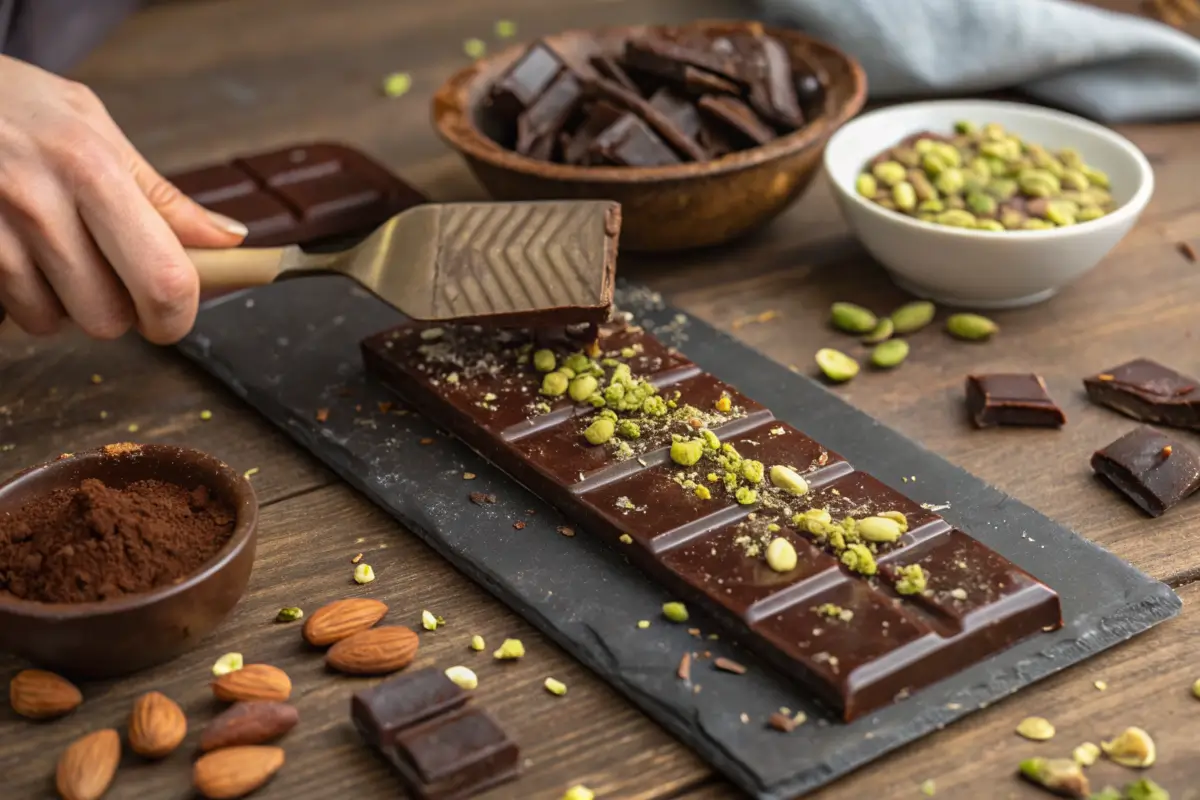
205,209,249,237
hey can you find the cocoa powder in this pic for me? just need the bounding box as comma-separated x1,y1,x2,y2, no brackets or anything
0,478,235,603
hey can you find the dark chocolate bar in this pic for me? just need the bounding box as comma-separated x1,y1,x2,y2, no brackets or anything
168,143,427,247
1091,425,1200,517
351,668,468,750
965,374,1066,429
697,95,777,147
361,323,1063,721
385,708,520,800
1084,358,1200,430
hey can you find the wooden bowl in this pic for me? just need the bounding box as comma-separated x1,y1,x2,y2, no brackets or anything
432,20,868,252
0,444,258,679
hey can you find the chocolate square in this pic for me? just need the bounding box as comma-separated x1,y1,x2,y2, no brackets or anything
1084,358,1200,430
386,708,520,799
965,374,1066,429
1091,425,1200,517
350,668,467,750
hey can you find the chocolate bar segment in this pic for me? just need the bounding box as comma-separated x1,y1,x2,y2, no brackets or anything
385,708,520,800
362,322,1062,721
1091,425,1200,516
965,374,1066,429
168,143,427,247
1084,358,1200,430
351,668,467,750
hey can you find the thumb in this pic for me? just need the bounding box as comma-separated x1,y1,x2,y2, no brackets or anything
133,159,249,248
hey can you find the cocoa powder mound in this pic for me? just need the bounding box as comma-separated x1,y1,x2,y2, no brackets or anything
0,478,235,603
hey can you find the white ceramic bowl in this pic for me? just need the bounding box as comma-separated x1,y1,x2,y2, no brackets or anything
823,100,1154,309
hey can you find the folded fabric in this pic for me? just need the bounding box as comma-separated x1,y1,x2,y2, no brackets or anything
757,0,1200,123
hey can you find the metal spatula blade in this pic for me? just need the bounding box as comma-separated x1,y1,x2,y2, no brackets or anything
188,200,621,327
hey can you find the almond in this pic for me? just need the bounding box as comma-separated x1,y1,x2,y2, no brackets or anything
199,701,299,752
302,598,388,646
193,745,284,799
56,728,120,800
326,625,419,675
128,691,187,759
10,669,83,720
211,664,292,703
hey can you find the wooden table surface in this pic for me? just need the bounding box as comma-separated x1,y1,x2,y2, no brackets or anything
2,0,1199,798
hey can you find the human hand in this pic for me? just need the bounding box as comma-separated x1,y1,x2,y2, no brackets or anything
0,55,247,344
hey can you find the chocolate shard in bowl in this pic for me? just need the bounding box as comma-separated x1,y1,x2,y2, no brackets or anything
562,101,627,165
588,114,681,167
588,53,640,94
1091,425,1200,517
1084,358,1200,430
623,36,746,87
697,94,776,147
515,70,584,160
733,32,805,131
965,374,1066,429
583,77,707,161
648,87,703,141
487,42,564,120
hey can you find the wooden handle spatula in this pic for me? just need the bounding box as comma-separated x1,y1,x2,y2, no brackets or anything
189,199,621,327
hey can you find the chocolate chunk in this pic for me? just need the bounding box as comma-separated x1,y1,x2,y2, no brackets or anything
1091,425,1200,516
965,374,1066,429
516,70,584,160
350,668,467,750
623,37,745,87
385,708,520,799
588,114,681,167
361,321,1063,721
697,95,776,148
648,88,703,141
168,143,427,247
1084,358,1200,430
488,42,564,119
588,53,640,94
583,78,707,161
732,33,804,130
562,101,626,165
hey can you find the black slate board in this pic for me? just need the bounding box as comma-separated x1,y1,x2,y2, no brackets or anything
179,277,1180,799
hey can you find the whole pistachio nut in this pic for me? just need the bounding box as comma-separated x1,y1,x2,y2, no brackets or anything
879,510,909,531
444,666,478,690
765,537,798,573
829,302,878,334
857,515,904,543
212,652,244,677
662,602,689,623
769,464,809,495
569,375,599,403
1101,726,1155,768
533,349,556,373
861,317,894,344
975,219,1006,232
870,339,909,370
1016,716,1056,741
815,348,860,383
889,300,936,334
584,418,615,446
1018,757,1091,798
946,313,998,341
544,677,568,696
893,181,918,212
935,209,976,228
856,174,878,198
470,635,485,651
276,607,304,623
872,161,907,186
541,371,569,396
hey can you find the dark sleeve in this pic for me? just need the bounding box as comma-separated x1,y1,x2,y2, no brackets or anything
1,0,142,75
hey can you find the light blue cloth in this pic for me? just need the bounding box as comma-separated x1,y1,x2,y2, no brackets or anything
758,0,1200,123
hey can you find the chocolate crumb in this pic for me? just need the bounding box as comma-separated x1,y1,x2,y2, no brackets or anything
513,520,526,530
768,712,798,732
677,652,692,681
557,526,575,537
419,437,434,445
687,628,701,637
469,492,497,505
1180,241,1198,263
351,553,363,564
714,657,746,675
377,401,394,413
463,472,477,480
316,408,330,423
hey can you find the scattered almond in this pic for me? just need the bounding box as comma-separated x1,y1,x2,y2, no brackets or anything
128,691,187,759
302,598,388,647
326,626,419,676
193,745,285,800
212,664,292,703
200,702,299,752
56,728,120,800
10,669,82,720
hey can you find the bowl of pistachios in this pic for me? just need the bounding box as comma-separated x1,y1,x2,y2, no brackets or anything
823,99,1154,308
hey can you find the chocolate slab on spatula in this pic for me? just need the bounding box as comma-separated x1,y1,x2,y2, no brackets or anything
187,199,621,328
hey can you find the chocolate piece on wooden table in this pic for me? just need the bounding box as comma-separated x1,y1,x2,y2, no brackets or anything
515,70,584,160
1091,425,1200,517
583,77,707,160
1084,358,1200,430
697,94,777,148
588,114,681,167
361,321,1063,721
385,708,520,799
487,42,564,120
350,668,468,750
167,143,427,247
965,374,1066,428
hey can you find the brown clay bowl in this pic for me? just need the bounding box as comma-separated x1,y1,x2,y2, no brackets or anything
0,444,258,679
432,20,867,252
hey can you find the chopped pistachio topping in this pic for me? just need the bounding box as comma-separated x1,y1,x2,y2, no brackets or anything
463,38,487,58
470,635,486,652
569,375,599,403
695,486,712,500
276,607,304,623
766,537,798,573
382,72,412,98
735,487,758,505
671,438,705,466
493,638,525,660
662,602,689,623
354,563,376,584
816,603,855,622
741,459,765,484
544,677,568,696
1101,726,1155,768
584,418,615,446
894,564,928,595
920,779,936,797
542,371,569,396
1016,716,1056,741
637,620,650,629
212,652,244,677
561,786,595,800
617,420,641,439
1018,758,1090,797
840,544,877,576
422,610,438,631
444,666,478,690
715,395,732,412
619,533,633,544
1072,741,1100,766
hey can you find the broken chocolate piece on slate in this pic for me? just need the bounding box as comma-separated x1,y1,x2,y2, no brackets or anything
516,70,584,160
697,95,777,147
488,42,564,119
361,321,1064,722
1084,358,1200,430
1091,425,1200,517
351,668,468,750
168,143,427,247
385,708,520,799
965,374,1066,429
